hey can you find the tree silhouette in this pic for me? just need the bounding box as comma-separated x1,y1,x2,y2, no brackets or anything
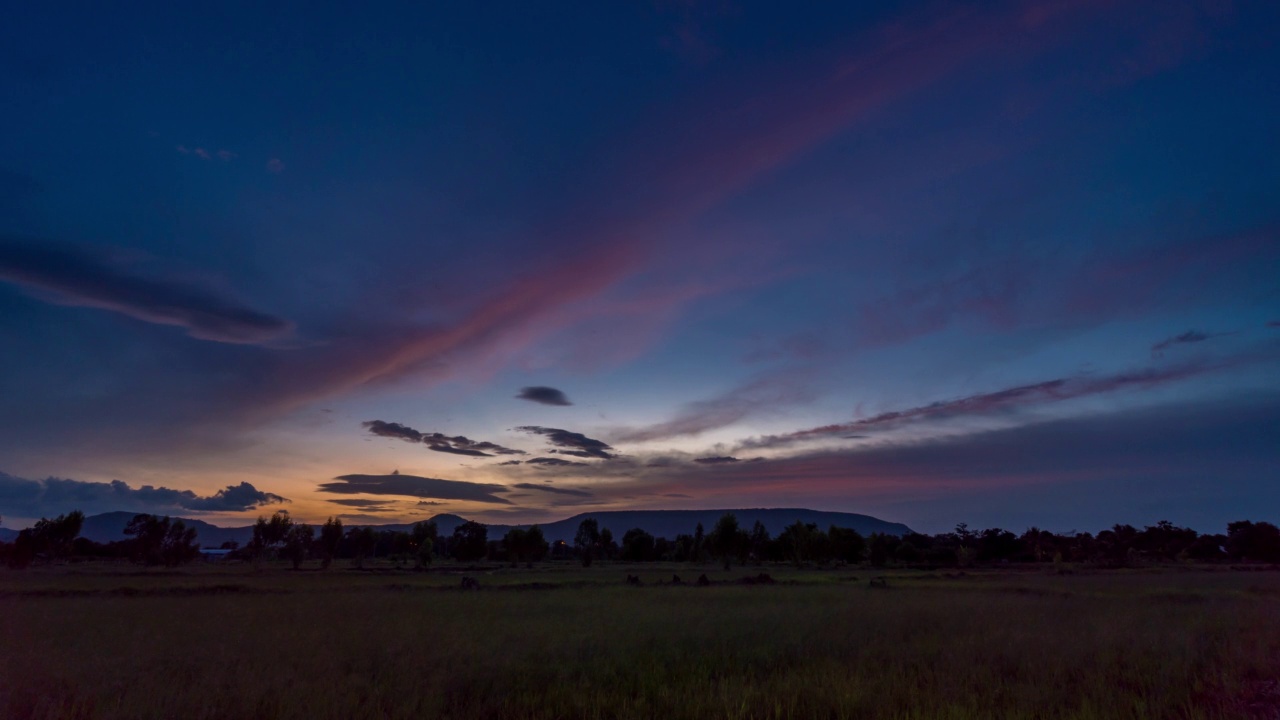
575,518,601,567
621,527,656,562
452,521,489,562
248,511,293,567
347,526,377,568
282,523,314,570
828,525,866,564
707,513,749,570
318,517,343,569
410,520,438,568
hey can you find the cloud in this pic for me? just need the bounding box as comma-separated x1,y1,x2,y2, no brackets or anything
1267,321,1279,328
662,493,692,498
0,473,288,519
423,433,525,457
266,158,284,173
226,0,1108,421
525,457,588,467
360,420,524,456
362,420,423,443
611,373,815,443
561,395,1280,533
694,456,741,464
216,150,236,162
318,473,512,504
1151,330,1234,355
0,238,293,345
516,426,616,459
498,460,523,466
327,498,398,509
183,482,288,511
516,386,573,406
510,483,593,498
743,358,1246,450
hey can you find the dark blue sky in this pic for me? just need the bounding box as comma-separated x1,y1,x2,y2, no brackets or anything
2,0,1278,532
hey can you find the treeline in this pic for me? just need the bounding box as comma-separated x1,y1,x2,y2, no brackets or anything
3,511,1279,570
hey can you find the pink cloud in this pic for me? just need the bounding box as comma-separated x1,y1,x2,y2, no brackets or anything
743,356,1253,450
266,158,284,174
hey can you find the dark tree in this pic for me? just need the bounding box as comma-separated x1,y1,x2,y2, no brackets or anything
452,521,489,562
318,517,344,569
977,528,1021,563
524,525,549,564
621,528,656,562
411,520,439,568
867,532,898,568
283,523,314,569
347,526,377,568
778,521,829,566
122,514,198,566
748,521,771,564
692,522,705,563
828,525,867,564
707,513,750,570
249,511,294,567
575,518,601,567
1226,521,1280,563
599,527,617,561
31,511,85,562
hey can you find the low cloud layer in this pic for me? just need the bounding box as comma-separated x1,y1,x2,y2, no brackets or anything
744,358,1245,450
0,473,288,519
362,420,524,456
423,433,525,457
510,482,592,497
516,386,573,406
0,238,293,345
1151,330,1234,355
516,426,616,459
612,374,815,443
319,473,512,504
525,457,588,467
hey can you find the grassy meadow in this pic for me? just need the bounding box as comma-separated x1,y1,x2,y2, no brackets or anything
1,562,1278,719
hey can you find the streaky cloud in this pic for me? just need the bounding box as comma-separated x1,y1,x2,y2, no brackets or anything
612,373,815,443
1151,330,1234,355
319,473,512,504
0,238,293,345
362,420,423,443
743,357,1254,450
525,457,588,467
516,426,616,459
510,482,592,497
423,433,525,457
361,420,524,456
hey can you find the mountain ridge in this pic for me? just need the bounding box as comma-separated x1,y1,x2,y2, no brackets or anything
13,508,913,546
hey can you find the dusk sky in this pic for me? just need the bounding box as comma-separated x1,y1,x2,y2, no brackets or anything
2,1,1278,534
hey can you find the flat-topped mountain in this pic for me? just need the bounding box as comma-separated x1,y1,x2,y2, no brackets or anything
33,508,912,546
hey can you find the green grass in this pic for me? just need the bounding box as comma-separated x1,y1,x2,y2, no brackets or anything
1,562,1277,719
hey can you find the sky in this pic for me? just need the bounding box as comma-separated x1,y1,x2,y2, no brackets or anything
1,0,1278,534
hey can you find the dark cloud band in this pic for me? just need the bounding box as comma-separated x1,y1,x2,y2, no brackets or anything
319,473,512,504
0,238,293,345
516,386,573,406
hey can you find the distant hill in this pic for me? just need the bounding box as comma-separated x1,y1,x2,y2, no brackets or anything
78,511,255,547
0,527,16,542
500,509,913,543
17,508,910,546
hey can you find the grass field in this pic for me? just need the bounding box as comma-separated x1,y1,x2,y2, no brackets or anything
2,562,1278,719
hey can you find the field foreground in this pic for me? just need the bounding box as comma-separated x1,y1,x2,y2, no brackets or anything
1,563,1278,719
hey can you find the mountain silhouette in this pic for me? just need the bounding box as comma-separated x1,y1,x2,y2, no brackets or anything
51,508,911,546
